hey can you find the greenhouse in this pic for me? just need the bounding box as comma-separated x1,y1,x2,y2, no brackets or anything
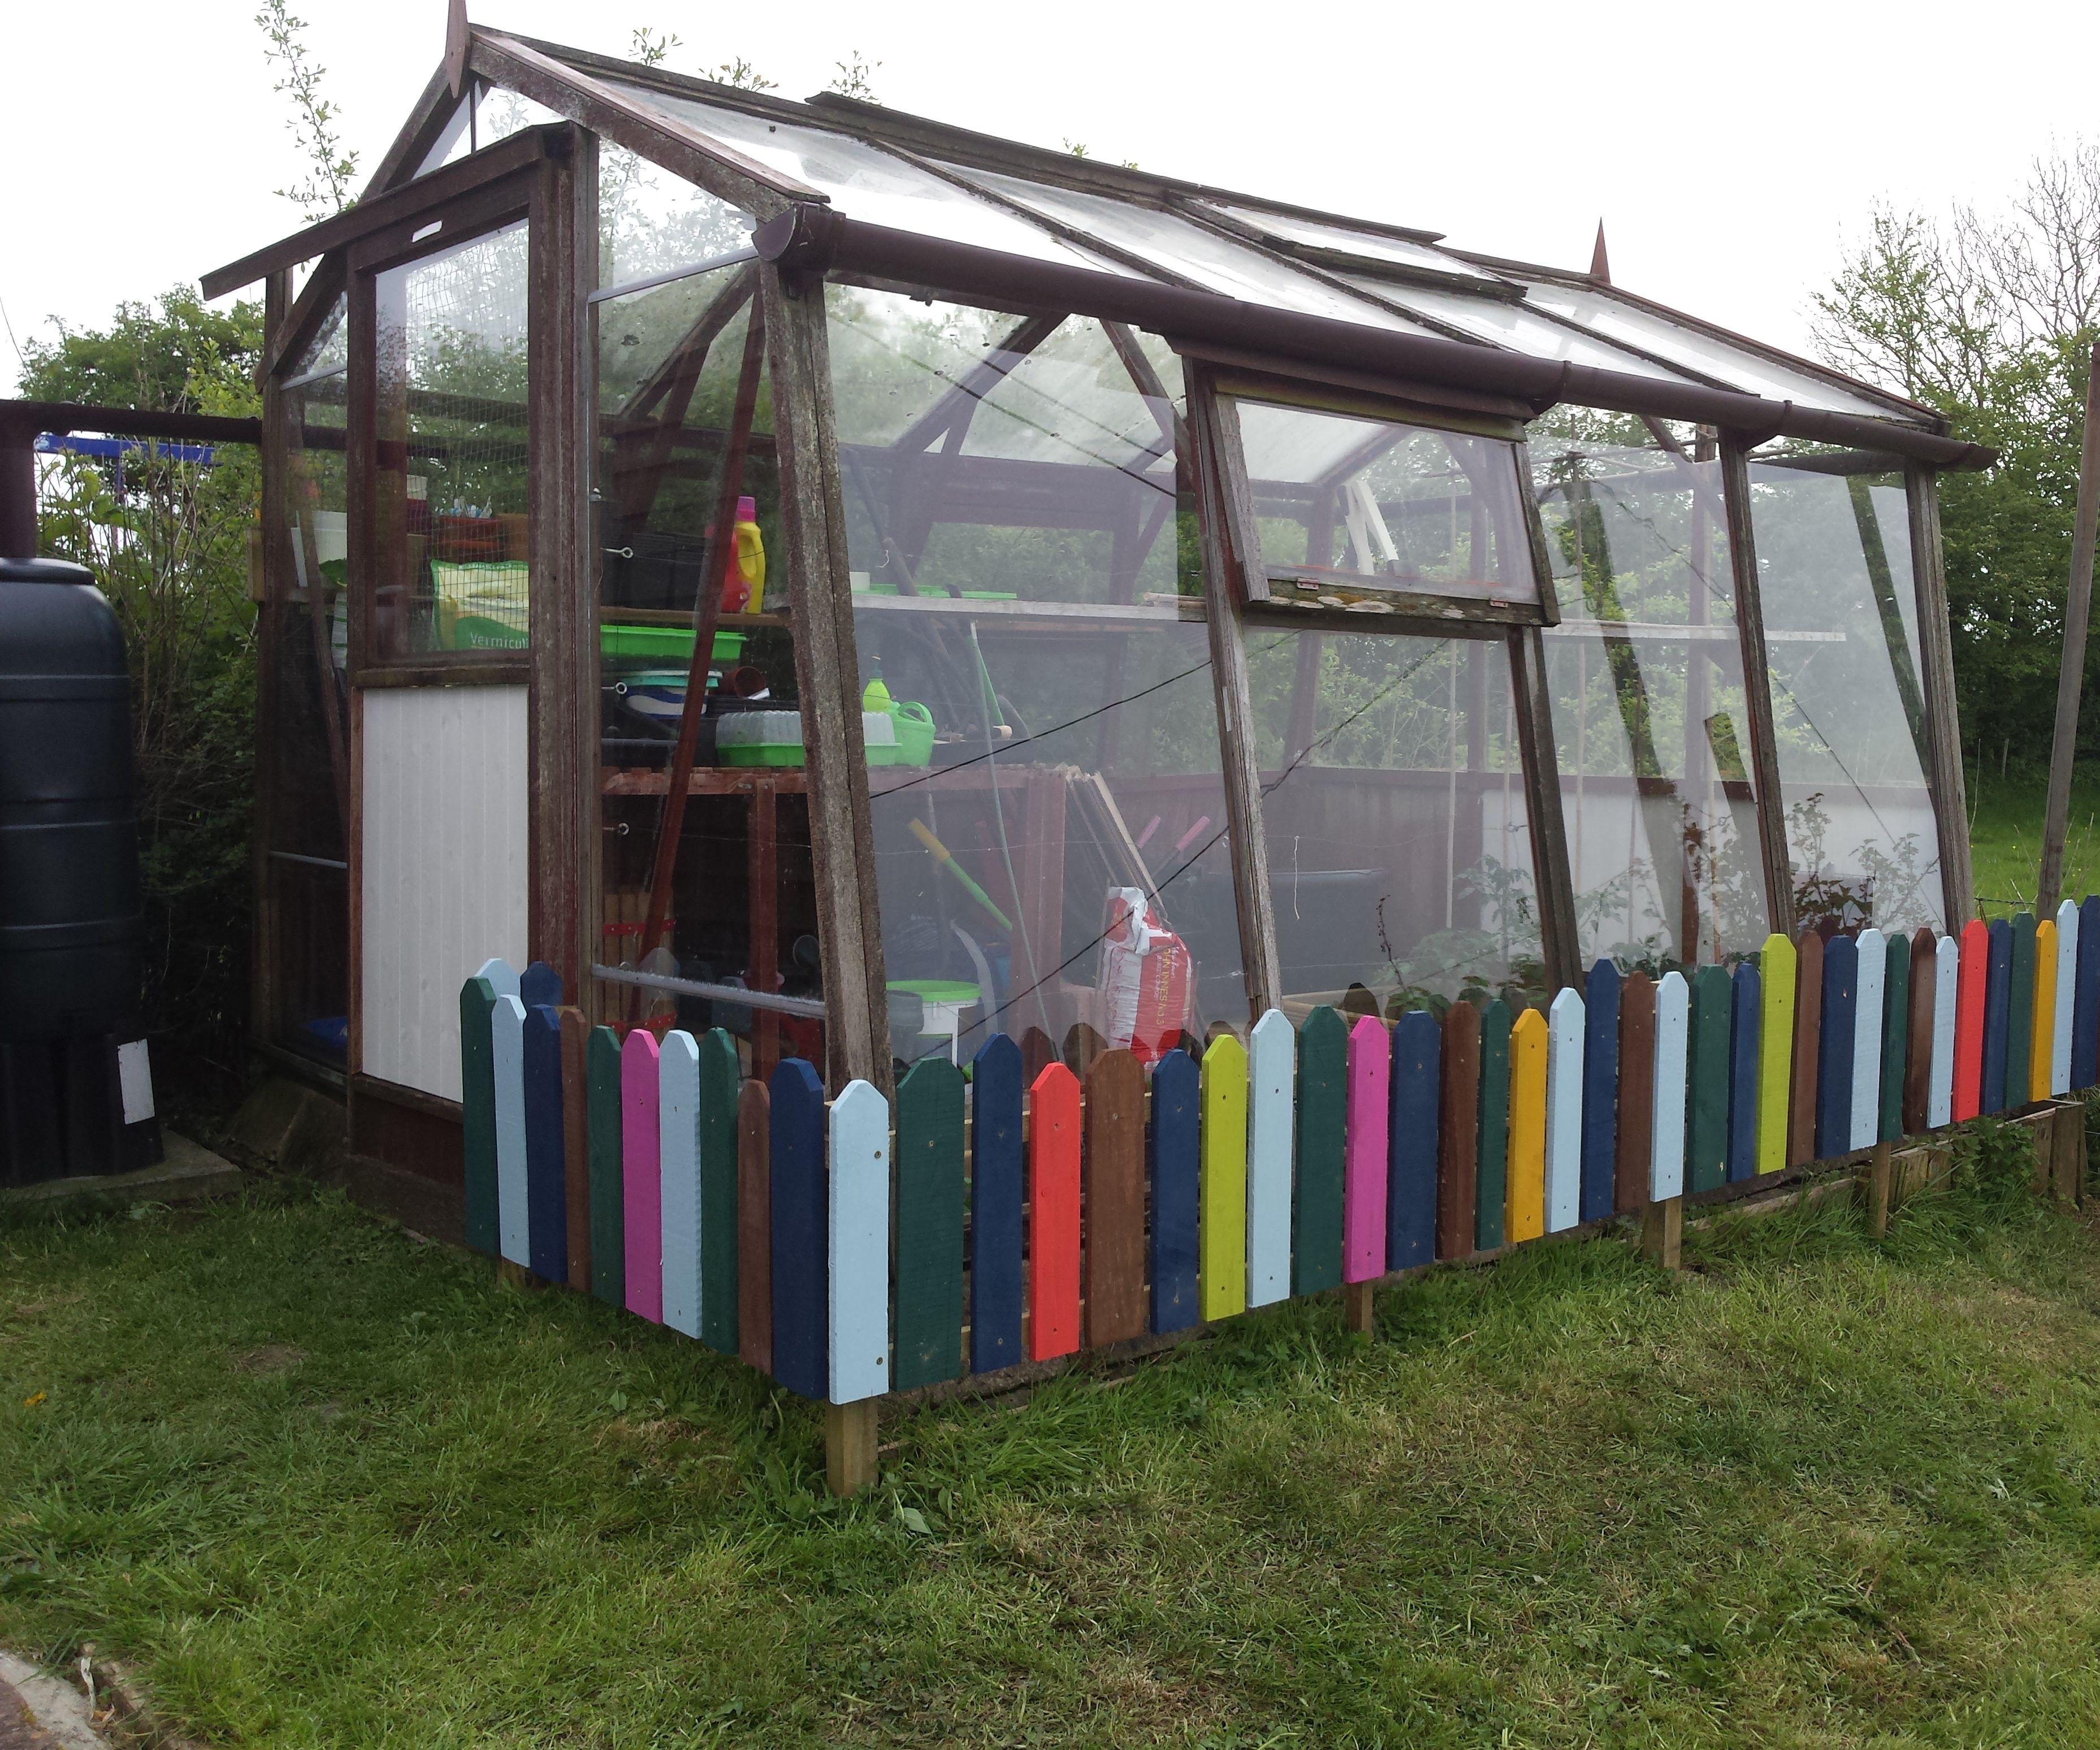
203,15,1990,1208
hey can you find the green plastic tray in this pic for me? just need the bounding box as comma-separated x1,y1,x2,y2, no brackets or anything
600,624,747,662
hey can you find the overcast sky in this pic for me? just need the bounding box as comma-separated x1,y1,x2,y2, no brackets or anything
3,0,2095,396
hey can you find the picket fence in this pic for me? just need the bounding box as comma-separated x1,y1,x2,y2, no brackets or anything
458,904,2100,1407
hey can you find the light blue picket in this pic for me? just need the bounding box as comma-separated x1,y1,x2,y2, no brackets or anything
1544,987,1584,1233
491,994,528,1266
828,1080,891,1405
1850,928,1886,1151
1929,933,1959,1128
657,1030,702,1339
1247,1009,1295,1308
475,957,521,1003
2054,899,2079,1095
1651,971,1689,1202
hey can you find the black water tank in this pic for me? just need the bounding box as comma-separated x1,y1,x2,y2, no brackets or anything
0,556,140,1042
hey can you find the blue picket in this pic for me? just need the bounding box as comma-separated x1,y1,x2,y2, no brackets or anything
1387,1011,1440,1270
1982,918,2012,1114
1727,963,1760,1182
519,960,562,1010
2073,896,2099,1092
522,1003,568,1284
768,1058,828,1399
1815,935,1858,1159
968,1034,1024,1374
1580,960,1621,1223
1149,1048,1201,1333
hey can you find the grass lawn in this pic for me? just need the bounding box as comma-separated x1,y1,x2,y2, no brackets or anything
1967,766,2100,917
6,1125,2100,1746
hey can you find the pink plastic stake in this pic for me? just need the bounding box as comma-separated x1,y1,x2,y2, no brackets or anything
1343,1013,1391,1283
1174,816,1212,855
620,1028,663,1322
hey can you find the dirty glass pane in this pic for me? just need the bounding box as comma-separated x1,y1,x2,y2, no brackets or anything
1248,628,1542,1011
414,82,564,178
1748,454,1943,934
598,143,755,288
592,252,815,1064
830,285,1245,1065
1339,275,1700,383
1531,418,1769,971
952,167,1437,331
370,222,532,658
1522,281,1912,422
1233,398,1538,610
270,298,353,1063
1194,201,1502,284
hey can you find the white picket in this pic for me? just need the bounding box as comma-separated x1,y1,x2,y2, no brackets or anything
1650,971,1689,1202
1930,934,1959,1129
829,1080,891,1405
657,1030,701,1337
1850,929,1886,1150
491,994,528,1265
1545,987,1584,1232
1246,1009,1295,1307
2054,900,2079,1096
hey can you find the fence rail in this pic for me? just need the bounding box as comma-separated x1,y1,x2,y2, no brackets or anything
458,904,2099,1475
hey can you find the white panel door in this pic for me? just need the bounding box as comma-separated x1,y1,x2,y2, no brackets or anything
360,685,530,1101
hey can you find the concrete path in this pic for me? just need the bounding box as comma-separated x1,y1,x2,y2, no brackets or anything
0,1655,106,1750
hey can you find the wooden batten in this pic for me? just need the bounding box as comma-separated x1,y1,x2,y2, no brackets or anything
1720,433,1797,941
1508,623,1582,993
1906,464,1976,925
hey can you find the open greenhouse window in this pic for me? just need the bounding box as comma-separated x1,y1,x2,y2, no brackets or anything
1248,626,1542,1013
1746,447,1944,935
365,219,533,664
1531,415,1770,971
827,285,1245,1068
593,241,817,1073
1216,383,1545,623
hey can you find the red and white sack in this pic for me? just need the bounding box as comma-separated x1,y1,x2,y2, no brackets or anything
1097,886,1192,1063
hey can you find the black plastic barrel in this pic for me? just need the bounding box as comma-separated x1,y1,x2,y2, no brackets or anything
0,556,140,1043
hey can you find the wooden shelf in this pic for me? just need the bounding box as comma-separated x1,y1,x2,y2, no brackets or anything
603,765,808,796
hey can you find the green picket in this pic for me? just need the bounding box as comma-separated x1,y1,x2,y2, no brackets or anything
893,1056,965,1389
1293,1006,1347,1295
586,1024,624,1307
1686,965,1733,1193
460,976,499,1255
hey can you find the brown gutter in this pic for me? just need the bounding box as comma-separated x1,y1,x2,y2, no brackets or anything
759,206,1997,471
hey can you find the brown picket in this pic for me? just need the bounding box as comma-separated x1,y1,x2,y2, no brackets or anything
558,1007,592,1292
1789,929,1824,1167
1436,1000,1480,1258
1615,971,1656,1213
736,1076,772,1375
1063,1021,1107,1079
1020,1026,1057,1087
1084,1048,1147,1346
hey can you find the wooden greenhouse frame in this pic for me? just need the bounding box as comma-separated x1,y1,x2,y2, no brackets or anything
206,13,1994,1237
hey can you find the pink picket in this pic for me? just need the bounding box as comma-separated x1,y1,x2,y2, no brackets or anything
1344,1014,1391,1283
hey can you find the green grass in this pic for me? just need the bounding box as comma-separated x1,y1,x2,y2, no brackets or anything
7,1130,2100,1747
1968,766,2100,917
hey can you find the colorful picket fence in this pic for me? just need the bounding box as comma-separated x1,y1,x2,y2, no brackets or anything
458,905,2098,1408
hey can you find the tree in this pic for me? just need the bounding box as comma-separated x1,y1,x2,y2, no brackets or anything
256,0,358,219
1813,146,2100,778
25,292,265,1112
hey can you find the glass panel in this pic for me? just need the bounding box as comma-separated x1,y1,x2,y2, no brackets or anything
1197,201,1501,284
1336,274,1700,384
1233,398,1539,610
1522,281,1913,422
1249,628,1542,1011
1531,418,1770,970
951,167,1439,332
270,298,353,1063
830,287,1246,1064
599,143,755,288
594,248,815,1064
1748,453,1944,934
370,222,532,659
603,84,1135,274
413,82,564,178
